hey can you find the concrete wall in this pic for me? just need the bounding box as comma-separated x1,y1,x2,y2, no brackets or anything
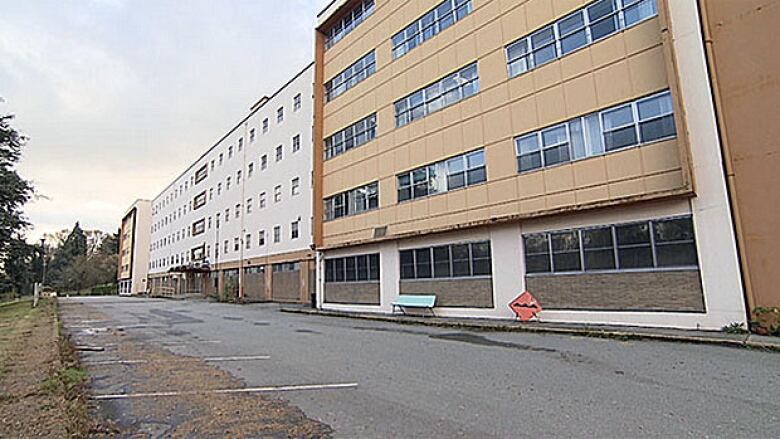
271,270,301,302
400,278,493,308
700,0,780,312
324,282,380,305
528,270,704,312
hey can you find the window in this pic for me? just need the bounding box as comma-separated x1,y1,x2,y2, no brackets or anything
207,216,212,229
224,208,229,223
194,164,208,184
324,182,379,221
245,233,251,250
262,118,269,133
392,0,472,59
236,170,242,185
219,153,223,165
209,188,213,200
324,0,375,49
275,145,283,162
515,91,675,173
324,113,377,160
277,106,284,123
193,191,207,210
248,162,254,178
273,262,299,273
506,0,658,78
250,128,256,142
224,240,229,254
228,145,233,158
261,154,268,170
293,93,302,111
395,63,478,127
291,177,300,196
292,134,301,153
325,254,380,283
291,220,299,239
234,237,239,252
217,182,222,195
259,192,266,208
325,51,376,101
258,230,265,246
273,225,281,243
192,219,205,236
238,137,243,151
226,176,231,190
400,241,491,280
397,149,485,202
234,203,241,219
246,198,253,214
522,216,698,275
274,185,282,203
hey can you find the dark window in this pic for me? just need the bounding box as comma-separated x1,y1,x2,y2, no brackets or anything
451,244,471,277
582,227,616,270
414,248,432,279
400,250,415,279
524,235,551,273
551,231,581,272
616,222,654,269
653,218,697,267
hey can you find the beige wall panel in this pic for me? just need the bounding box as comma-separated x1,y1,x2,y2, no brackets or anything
524,0,555,31
606,148,644,182
485,139,516,179
573,155,608,188
543,165,575,194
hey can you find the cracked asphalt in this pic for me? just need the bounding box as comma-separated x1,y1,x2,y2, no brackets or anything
60,296,779,438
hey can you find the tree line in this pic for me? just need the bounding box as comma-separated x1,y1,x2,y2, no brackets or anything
0,109,119,297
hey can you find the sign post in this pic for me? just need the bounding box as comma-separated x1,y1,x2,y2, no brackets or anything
509,292,541,321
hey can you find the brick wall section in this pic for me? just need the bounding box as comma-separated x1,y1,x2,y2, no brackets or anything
244,273,266,302
400,278,494,308
272,271,302,302
324,282,380,305
527,270,705,312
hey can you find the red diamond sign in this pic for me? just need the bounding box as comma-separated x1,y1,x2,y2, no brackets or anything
509,292,542,321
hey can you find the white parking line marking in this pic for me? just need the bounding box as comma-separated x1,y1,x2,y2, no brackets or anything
84,355,271,366
91,382,358,400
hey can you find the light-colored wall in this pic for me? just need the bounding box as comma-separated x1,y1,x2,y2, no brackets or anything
148,64,314,274
130,200,151,294
317,0,692,249
700,0,780,312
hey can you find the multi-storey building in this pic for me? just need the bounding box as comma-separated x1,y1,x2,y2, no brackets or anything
312,0,748,329
147,63,315,303
698,0,780,328
118,199,151,295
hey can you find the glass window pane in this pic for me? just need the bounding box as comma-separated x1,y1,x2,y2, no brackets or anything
584,113,604,155
558,11,585,36
584,249,616,270
656,243,698,267
602,105,634,130
518,152,542,173
616,223,650,246
604,126,638,151
369,254,380,280
569,120,587,159
624,0,658,26
516,133,540,154
415,248,432,278
345,257,357,281
639,115,676,142
617,247,654,269
637,93,673,120
356,255,369,281
400,250,415,279
543,144,570,166
451,244,471,276
542,125,567,146
654,218,694,243
467,167,486,185
334,258,345,282
433,246,451,278
561,30,588,55
582,227,613,249
325,259,335,282
551,231,581,272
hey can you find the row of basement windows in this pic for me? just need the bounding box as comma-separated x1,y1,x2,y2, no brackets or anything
323,0,658,162
323,215,697,283
324,90,674,221
152,92,302,216
523,216,698,274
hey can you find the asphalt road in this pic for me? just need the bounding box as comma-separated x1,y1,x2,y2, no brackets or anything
61,297,779,438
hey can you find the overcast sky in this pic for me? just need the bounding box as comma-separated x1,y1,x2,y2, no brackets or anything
0,0,327,241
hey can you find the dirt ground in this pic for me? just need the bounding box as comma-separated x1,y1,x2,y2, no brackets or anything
0,299,90,438
61,300,332,438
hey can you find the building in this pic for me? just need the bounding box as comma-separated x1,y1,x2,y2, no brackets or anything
117,199,151,295
147,63,315,303
699,0,780,327
312,0,748,329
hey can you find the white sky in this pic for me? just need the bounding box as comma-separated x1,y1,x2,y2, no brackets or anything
0,0,328,241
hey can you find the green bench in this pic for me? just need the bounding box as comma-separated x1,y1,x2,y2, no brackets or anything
392,294,436,316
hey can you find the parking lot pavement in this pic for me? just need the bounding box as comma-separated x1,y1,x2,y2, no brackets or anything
60,296,780,438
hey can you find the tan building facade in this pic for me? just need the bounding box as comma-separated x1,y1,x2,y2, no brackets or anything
117,199,151,295
699,0,780,328
313,0,748,329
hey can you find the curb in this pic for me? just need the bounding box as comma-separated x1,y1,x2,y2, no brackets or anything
281,308,780,352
